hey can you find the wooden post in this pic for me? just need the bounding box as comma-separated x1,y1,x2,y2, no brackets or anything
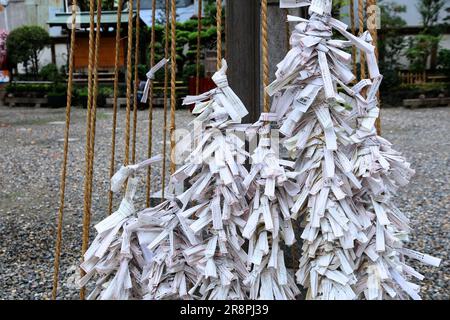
225,0,261,123
51,41,57,65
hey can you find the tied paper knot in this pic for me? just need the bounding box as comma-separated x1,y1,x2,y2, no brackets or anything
95,155,162,234
140,58,170,103
95,176,139,234
110,154,163,193
213,74,229,89
182,59,248,122
211,59,249,122
182,88,217,106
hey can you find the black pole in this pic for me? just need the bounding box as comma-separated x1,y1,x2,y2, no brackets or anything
225,0,261,124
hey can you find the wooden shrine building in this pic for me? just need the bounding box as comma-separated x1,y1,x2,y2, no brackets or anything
48,10,139,81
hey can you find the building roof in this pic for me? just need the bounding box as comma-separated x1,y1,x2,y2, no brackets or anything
47,11,136,27
135,0,194,10
48,3,197,29
139,4,197,26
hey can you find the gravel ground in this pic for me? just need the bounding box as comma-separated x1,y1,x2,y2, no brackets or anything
0,105,448,300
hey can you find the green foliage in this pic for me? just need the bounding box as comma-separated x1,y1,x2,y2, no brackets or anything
6,83,51,94
185,50,198,60
408,0,447,71
6,25,51,78
48,83,68,96
143,12,223,82
5,82,67,98
417,0,446,32
182,63,205,81
180,19,200,31
76,86,89,97
378,1,407,90
187,26,217,47
177,30,191,43
382,81,450,105
76,85,114,98
40,64,62,82
398,82,450,94
137,1,224,83
437,48,450,72
135,64,150,81
98,86,114,98
332,0,350,19
445,7,450,22
203,1,219,25
77,0,115,11
406,34,441,72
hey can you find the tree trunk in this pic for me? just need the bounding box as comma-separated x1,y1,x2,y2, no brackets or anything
32,52,39,80
430,42,438,71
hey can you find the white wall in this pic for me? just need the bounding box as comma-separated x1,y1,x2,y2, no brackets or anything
440,34,450,50
17,43,67,74
55,43,68,69
0,1,28,32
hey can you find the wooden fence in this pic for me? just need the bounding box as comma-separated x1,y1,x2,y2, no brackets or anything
398,71,427,84
398,70,450,85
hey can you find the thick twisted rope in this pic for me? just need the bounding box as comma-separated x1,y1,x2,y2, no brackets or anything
350,0,357,80
146,0,157,206
358,0,366,79
216,0,222,69
124,0,134,167
169,0,177,174
367,0,381,135
108,0,123,215
196,0,202,95
87,0,102,212
132,0,141,164
261,0,269,113
52,0,77,300
80,0,101,300
80,0,96,300
161,0,170,198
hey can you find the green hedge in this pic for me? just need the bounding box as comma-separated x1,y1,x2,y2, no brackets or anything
382,82,450,105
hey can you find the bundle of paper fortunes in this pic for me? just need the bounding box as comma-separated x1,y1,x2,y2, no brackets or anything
79,155,164,299
267,0,441,300
79,0,441,300
80,60,254,300
242,123,301,299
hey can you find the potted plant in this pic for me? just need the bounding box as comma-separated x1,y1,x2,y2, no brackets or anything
47,83,67,108
75,86,113,108
76,86,89,107
97,86,113,108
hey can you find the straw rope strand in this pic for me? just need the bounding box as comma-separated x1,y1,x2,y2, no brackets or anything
367,0,382,135
132,0,141,164
86,0,102,218
80,0,100,299
350,0,357,80
216,0,222,69
124,0,134,167
52,0,77,300
196,0,202,95
146,0,157,206
161,0,170,198
108,0,123,215
261,0,269,113
169,0,177,174
358,0,366,79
